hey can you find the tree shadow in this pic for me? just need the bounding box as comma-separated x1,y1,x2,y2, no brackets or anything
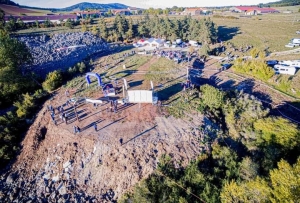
271,101,300,124
157,83,182,101
97,117,126,131
218,26,241,41
235,79,272,104
218,79,236,89
80,119,104,132
122,125,157,145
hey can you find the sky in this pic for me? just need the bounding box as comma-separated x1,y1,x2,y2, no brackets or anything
13,0,272,9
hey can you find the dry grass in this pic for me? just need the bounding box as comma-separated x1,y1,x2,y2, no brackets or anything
210,13,300,53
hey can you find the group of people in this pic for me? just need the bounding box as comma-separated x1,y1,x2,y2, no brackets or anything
73,125,81,134
107,100,118,113
181,80,192,91
151,50,184,63
48,104,69,125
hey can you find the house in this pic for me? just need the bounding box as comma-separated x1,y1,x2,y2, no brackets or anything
183,7,203,15
230,6,279,14
4,14,78,24
127,7,143,15
77,11,102,18
112,9,131,15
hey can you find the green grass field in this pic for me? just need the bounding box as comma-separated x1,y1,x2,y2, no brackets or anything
211,13,300,53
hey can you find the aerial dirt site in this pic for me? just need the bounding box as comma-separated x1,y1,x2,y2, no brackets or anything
2,50,208,202
1,1,300,202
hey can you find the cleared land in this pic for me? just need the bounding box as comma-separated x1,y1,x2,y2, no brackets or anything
0,4,40,15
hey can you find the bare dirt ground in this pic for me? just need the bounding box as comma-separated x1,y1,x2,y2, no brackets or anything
1,53,299,202
0,54,204,202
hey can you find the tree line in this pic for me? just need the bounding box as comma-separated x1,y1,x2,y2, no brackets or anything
120,84,300,202
97,14,218,44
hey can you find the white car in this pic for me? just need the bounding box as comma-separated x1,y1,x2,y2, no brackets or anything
285,43,296,48
296,31,300,34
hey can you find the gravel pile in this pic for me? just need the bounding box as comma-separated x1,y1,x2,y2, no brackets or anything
17,32,109,76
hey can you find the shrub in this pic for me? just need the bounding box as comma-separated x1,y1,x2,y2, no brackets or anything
42,70,63,92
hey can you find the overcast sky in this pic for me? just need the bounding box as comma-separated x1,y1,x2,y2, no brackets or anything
13,0,272,9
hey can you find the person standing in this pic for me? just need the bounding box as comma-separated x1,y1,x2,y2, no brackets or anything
94,123,97,131
73,126,77,134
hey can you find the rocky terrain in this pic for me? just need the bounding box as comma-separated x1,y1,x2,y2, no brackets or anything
17,32,109,76
0,88,205,202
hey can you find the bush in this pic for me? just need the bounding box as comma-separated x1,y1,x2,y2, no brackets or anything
13,93,35,118
42,70,63,92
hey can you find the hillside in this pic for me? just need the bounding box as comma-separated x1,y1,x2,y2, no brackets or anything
21,2,129,12
264,0,300,7
60,2,128,11
0,0,18,6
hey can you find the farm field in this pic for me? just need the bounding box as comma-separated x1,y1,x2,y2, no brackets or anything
211,13,300,53
0,4,46,15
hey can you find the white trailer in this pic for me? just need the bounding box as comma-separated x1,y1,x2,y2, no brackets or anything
274,65,297,75
278,60,300,67
291,38,300,44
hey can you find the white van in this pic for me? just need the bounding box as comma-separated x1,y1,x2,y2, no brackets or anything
274,65,297,75
279,60,300,67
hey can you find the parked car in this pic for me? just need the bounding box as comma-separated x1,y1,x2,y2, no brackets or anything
221,63,232,70
266,60,278,66
296,31,300,34
285,43,297,48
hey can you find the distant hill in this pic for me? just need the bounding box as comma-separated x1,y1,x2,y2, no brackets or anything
263,0,300,7
21,2,129,12
0,0,18,6
60,2,128,11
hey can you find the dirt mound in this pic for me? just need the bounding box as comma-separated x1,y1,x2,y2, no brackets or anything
0,93,204,202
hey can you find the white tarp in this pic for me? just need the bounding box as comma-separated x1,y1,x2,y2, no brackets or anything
127,90,153,103
85,99,103,104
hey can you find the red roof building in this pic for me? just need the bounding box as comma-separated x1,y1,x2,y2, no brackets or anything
230,6,279,14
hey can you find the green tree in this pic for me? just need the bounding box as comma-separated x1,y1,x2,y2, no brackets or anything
270,159,300,202
200,84,224,109
81,24,87,32
35,20,39,28
0,9,5,29
91,25,98,35
198,43,210,60
13,93,35,118
79,62,86,73
44,18,51,28
5,17,16,32
42,70,63,92
65,18,74,29
16,18,25,29
254,117,300,149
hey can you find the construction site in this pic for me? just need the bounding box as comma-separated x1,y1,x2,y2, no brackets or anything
1,42,300,202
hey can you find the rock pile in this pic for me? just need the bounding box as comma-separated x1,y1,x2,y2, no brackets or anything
17,32,109,76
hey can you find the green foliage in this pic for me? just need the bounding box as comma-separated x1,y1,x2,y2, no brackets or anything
91,25,98,35
221,158,300,202
270,158,300,202
224,92,269,143
254,117,300,149
233,59,274,82
0,31,34,107
14,93,35,118
64,18,74,29
42,70,63,92
78,62,87,73
200,84,225,109
99,15,217,44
